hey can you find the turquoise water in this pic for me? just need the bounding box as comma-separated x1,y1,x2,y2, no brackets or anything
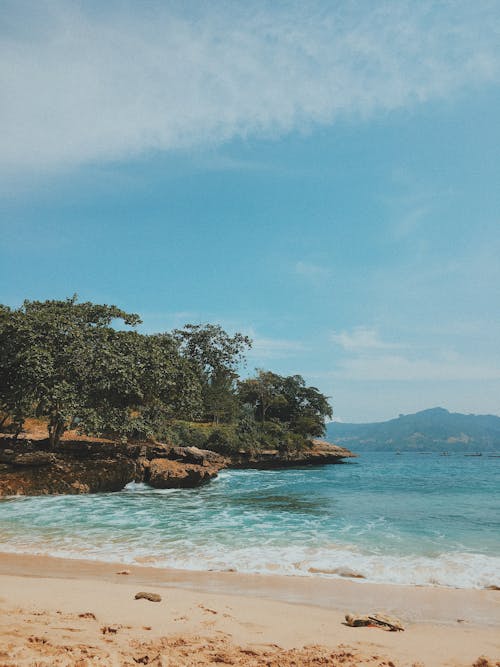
1,452,499,588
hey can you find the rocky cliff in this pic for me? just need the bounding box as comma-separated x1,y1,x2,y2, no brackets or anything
229,439,356,468
0,436,355,496
0,439,225,496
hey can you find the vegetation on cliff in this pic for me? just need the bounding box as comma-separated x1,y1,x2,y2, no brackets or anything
0,297,332,452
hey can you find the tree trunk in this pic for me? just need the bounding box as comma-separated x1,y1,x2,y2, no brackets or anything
48,417,66,450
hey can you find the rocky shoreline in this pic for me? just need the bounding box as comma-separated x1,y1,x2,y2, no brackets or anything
0,436,355,496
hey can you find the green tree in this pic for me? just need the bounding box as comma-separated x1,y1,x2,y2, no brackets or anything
238,370,332,437
237,370,286,425
0,297,142,447
87,330,203,437
270,374,333,437
174,324,251,423
0,304,32,435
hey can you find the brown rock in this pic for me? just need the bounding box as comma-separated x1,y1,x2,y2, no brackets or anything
148,458,220,489
0,456,136,496
135,592,162,602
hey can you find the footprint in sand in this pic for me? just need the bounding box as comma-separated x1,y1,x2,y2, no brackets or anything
198,604,218,615
78,612,97,620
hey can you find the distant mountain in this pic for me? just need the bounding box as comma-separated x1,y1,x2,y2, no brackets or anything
326,407,500,451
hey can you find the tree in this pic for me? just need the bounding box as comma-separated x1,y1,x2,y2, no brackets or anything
0,297,142,447
204,369,240,424
237,370,286,425
0,304,32,436
270,374,333,437
238,370,332,437
0,296,332,453
174,324,251,423
0,297,217,446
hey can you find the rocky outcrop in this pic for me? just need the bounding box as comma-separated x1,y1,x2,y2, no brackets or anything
0,438,227,496
147,458,218,488
0,457,136,495
144,446,226,489
228,439,356,469
0,436,354,496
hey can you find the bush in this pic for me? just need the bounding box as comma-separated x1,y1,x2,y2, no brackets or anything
157,421,210,449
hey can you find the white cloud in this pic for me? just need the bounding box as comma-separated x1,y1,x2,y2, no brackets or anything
329,325,500,381
1,1,500,171
331,326,404,352
295,261,332,282
248,336,306,361
333,354,500,382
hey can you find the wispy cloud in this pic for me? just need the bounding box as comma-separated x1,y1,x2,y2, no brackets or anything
2,1,500,171
329,325,500,382
295,261,332,283
248,336,306,361
331,327,404,352
333,354,500,382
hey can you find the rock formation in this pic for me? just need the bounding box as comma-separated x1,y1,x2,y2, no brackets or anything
0,436,355,496
230,439,356,468
0,439,225,495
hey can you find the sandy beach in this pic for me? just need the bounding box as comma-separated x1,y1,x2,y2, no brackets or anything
0,553,498,666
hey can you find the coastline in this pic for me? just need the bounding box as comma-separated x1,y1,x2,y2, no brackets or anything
0,552,499,666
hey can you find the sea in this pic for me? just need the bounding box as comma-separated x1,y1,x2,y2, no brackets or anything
0,452,499,589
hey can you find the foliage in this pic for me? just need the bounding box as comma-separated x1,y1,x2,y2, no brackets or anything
174,324,251,424
0,297,333,454
0,297,202,446
238,370,332,437
0,297,144,446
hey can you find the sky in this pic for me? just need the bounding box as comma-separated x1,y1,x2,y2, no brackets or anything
1,0,500,422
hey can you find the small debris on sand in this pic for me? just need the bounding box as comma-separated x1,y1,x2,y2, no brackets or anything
135,592,162,602
345,613,404,631
472,657,499,667
116,569,131,575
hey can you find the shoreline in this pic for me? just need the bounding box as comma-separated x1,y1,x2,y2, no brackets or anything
0,552,499,666
0,539,498,595
0,551,499,627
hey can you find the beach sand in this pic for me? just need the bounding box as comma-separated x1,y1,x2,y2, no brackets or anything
0,553,498,666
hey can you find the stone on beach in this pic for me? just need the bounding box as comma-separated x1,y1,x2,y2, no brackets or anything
135,592,162,602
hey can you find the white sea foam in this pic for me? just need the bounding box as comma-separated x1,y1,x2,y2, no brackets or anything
1,538,498,589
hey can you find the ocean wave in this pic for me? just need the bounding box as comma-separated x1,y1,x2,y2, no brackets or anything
1,538,498,589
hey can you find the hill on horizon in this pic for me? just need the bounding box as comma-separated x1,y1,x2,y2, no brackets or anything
326,407,500,451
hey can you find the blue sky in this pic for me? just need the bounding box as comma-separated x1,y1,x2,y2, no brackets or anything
1,0,500,422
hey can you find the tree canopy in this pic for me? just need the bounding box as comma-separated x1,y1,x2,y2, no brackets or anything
237,370,332,437
0,297,333,451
